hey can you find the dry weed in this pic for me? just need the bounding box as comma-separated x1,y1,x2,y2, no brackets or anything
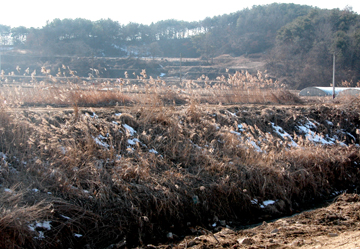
0,69,360,248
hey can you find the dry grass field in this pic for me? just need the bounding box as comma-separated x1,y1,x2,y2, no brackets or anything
1,68,360,248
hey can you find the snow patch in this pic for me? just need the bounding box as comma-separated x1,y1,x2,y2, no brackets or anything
260,200,276,208
230,130,241,136
60,146,67,154
90,112,98,118
297,120,337,145
271,122,298,147
28,221,52,240
226,110,237,117
248,141,262,152
0,152,7,161
60,214,71,220
251,199,258,205
238,124,245,132
149,149,158,154
123,124,136,136
128,138,140,145
251,199,276,208
93,135,110,148
4,188,12,193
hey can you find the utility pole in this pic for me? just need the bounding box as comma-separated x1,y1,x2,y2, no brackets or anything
180,53,182,83
332,53,335,99
0,45,2,73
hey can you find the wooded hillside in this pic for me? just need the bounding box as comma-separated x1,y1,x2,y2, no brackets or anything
1,3,360,89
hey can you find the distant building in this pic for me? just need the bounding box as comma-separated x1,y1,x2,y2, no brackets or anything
299,87,360,96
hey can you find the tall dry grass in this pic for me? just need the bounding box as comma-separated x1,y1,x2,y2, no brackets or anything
1,68,301,107
0,68,359,248
0,187,52,249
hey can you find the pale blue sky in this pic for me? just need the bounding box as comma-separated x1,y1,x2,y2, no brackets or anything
0,0,359,28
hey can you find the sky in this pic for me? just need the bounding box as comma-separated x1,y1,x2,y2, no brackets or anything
0,0,359,28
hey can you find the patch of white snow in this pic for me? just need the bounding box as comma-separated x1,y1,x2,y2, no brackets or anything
127,138,140,145
271,123,298,147
260,200,276,208
123,124,136,136
93,136,110,148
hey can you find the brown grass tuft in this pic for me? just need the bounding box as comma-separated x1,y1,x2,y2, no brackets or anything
0,187,52,249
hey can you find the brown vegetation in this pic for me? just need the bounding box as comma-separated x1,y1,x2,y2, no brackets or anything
0,70,360,248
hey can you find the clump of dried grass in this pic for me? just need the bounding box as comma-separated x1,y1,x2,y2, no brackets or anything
0,86,134,107
0,104,30,160
69,89,134,107
0,186,52,249
270,89,302,104
187,70,300,105
159,89,188,105
337,94,360,113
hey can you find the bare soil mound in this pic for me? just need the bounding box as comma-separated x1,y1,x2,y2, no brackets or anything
156,193,360,249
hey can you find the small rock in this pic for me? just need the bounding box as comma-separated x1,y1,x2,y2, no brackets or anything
237,237,255,245
219,220,226,226
270,228,279,234
328,233,339,237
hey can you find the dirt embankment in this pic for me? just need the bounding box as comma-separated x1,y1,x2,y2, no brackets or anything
154,193,360,249
2,101,360,249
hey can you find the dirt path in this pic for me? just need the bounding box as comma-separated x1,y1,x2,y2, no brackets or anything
154,194,360,249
